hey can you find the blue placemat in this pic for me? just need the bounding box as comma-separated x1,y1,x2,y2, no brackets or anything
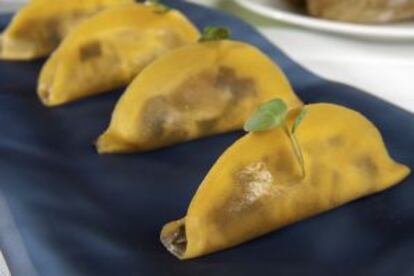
0,1,413,275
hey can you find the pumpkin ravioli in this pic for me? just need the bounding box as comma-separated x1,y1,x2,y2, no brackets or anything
97,40,302,153
37,3,200,106
161,103,410,259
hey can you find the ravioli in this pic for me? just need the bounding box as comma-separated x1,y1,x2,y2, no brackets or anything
37,3,200,106
96,40,302,153
0,0,133,60
160,103,410,259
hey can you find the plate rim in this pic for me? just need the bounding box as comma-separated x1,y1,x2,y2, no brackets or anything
236,0,414,40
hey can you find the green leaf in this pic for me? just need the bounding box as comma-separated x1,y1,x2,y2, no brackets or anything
244,99,307,178
146,0,170,13
244,99,288,132
199,27,231,42
291,108,307,134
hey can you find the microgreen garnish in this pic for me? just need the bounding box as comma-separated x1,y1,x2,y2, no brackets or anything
244,98,307,177
244,99,288,132
146,0,170,13
292,109,307,134
199,27,231,42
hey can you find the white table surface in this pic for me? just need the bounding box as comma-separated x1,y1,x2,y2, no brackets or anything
0,252,10,276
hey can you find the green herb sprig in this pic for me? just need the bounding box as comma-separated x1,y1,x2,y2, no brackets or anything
244,99,307,177
199,27,231,42
146,0,171,13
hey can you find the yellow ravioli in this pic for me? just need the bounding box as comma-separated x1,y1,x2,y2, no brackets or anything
37,3,200,106
161,103,410,259
97,40,302,153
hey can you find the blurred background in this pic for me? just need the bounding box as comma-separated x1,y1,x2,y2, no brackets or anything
0,0,413,112
0,0,25,13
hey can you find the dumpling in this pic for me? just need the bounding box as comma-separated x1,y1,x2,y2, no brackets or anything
37,3,200,106
160,103,410,259
0,0,134,60
96,40,302,153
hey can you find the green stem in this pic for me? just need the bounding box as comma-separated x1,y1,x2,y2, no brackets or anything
283,124,305,178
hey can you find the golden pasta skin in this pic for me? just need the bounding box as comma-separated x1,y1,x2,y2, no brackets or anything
97,40,302,153
0,0,133,60
161,103,410,259
37,3,200,106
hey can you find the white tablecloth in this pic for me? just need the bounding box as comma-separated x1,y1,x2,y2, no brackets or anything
0,252,10,276
261,27,414,111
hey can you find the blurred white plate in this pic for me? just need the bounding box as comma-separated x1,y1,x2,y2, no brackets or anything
0,1,27,13
236,0,414,40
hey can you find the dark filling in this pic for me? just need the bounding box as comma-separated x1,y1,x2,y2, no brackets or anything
215,66,256,101
171,225,187,254
196,118,219,134
327,135,344,147
141,96,169,137
141,95,189,143
169,71,217,112
356,156,378,176
140,66,256,141
161,224,187,257
44,18,62,48
79,41,102,61
272,148,296,174
45,10,96,48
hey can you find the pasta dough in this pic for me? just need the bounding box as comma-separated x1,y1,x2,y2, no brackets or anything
37,3,200,106
96,40,302,153
161,103,410,259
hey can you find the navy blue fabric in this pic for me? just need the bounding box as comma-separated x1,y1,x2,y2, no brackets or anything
0,1,413,275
